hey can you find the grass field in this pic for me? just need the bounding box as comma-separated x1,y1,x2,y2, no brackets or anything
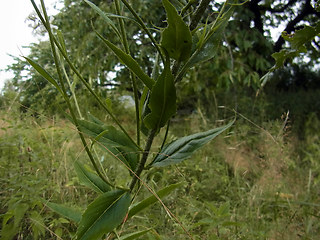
1,101,320,239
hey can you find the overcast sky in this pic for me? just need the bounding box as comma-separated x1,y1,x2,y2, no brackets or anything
0,0,61,90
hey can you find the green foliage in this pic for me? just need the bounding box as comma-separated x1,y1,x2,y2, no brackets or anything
76,190,131,239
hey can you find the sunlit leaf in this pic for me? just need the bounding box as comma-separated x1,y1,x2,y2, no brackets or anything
152,120,234,167
74,161,112,193
76,190,131,240
161,0,192,61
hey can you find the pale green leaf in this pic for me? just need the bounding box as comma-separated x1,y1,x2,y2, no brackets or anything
152,121,234,167
119,229,151,240
24,57,63,94
76,190,131,240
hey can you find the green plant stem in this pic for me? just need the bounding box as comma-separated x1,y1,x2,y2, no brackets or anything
30,0,141,152
129,129,157,191
37,0,110,186
120,0,165,63
115,0,141,146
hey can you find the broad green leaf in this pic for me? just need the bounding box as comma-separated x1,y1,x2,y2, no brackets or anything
144,55,176,131
188,6,234,67
161,0,192,61
271,47,305,71
76,190,131,240
128,182,182,219
152,120,234,167
24,57,63,94
77,118,139,170
74,161,112,193
119,229,151,240
44,201,82,223
95,31,155,90
84,0,121,39
282,22,320,50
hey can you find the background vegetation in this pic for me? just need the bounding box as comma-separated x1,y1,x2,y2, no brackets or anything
1,0,320,239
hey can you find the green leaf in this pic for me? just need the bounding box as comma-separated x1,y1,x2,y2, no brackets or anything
24,57,63,94
128,182,182,219
95,31,155,90
44,201,82,224
152,120,234,167
119,229,151,240
271,47,305,71
144,55,176,131
84,0,121,39
74,161,112,193
188,6,234,67
76,190,131,240
161,0,192,61
77,118,139,170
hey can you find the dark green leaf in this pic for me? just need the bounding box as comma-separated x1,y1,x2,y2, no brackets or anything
188,6,234,67
24,57,63,94
74,161,112,193
152,121,234,167
144,56,176,131
128,182,182,219
271,47,305,71
76,190,131,240
119,229,151,240
77,118,139,170
44,201,82,224
95,31,155,90
161,0,192,61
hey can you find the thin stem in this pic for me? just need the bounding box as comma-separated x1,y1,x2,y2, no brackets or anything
38,0,109,185
120,0,165,63
129,129,157,191
115,0,141,146
30,0,141,151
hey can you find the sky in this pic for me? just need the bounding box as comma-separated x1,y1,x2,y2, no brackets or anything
0,0,61,90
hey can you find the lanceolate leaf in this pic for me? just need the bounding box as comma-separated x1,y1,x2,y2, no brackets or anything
74,161,112,193
84,0,121,39
188,5,234,67
44,201,82,224
95,31,155,90
152,120,234,167
76,190,131,240
144,55,176,131
77,118,139,170
24,57,63,94
161,0,192,61
119,229,151,240
128,182,182,219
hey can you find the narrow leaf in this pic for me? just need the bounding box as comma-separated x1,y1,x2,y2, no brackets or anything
119,229,151,240
161,0,192,61
95,31,155,90
84,0,121,39
24,57,63,94
77,118,139,170
44,201,82,224
152,120,234,167
76,190,131,240
74,161,112,193
128,182,182,219
188,6,234,67
144,55,176,131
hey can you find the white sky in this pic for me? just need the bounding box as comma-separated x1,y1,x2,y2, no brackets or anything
0,0,60,90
